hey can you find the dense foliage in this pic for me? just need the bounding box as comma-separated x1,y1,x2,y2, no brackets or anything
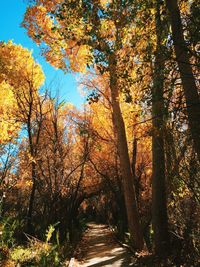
0,0,199,266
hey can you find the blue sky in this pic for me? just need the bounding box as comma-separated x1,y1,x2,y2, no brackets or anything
0,0,84,107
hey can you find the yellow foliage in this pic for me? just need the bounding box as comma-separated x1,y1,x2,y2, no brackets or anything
23,2,92,72
100,0,112,8
0,81,19,143
100,19,116,39
0,40,45,90
68,45,92,72
0,41,45,143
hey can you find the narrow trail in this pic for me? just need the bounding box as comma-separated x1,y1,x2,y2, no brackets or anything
74,223,135,267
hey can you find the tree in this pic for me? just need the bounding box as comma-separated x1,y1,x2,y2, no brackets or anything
82,68,152,243
0,41,45,232
151,0,169,257
23,0,144,249
165,0,200,162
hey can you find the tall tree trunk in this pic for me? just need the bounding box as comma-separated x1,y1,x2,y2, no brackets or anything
109,54,144,250
131,136,139,202
152,0,169,257
27,162,36,233
131,136,137,180
27,111,37,234
165,0,200,162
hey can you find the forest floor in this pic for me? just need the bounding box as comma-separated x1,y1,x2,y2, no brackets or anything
72,223,136,267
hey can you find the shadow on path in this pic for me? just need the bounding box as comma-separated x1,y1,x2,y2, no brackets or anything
75,223,135,267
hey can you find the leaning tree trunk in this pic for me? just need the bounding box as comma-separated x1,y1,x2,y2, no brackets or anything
109,54,144,250
165,0,200,162
152,0,169,257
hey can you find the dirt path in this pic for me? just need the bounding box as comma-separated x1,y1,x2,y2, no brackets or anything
74,223,135,267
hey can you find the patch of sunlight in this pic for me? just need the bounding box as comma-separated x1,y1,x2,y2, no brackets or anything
111,247,124,253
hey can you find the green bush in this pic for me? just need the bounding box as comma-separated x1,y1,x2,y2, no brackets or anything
0,217,23,248
10,224,62,266
0,221,64,266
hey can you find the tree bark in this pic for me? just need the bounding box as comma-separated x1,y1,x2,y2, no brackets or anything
131,137,139,202
27,162,36,234
152,0,169,257
165,0,200,162
109,54,144,250
131,136,137,181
